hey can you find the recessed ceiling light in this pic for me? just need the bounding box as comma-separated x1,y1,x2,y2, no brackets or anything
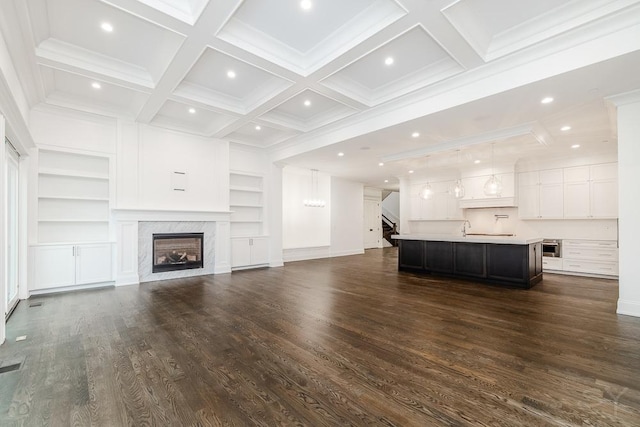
571,144,581,149
337,152,344,157
411,132,420,138
100,22,113,33
384,57,394,66
255,125,261,131
378,162,384,166
541,97,554,104
300,0,312,10
188,107,196,114
474,160,481,164
91,82,101,89
384,179,389,183
561,125,572,131
227,70,236,79
408,170,414,174
304,100,311,107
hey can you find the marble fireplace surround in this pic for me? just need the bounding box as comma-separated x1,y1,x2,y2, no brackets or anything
112,209,231,286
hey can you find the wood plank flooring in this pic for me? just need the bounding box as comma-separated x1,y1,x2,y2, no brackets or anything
1,248,639,426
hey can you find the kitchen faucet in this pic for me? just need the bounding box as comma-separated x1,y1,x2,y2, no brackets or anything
462,220,471,237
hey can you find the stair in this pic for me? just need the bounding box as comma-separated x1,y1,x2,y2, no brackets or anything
382,219,398,247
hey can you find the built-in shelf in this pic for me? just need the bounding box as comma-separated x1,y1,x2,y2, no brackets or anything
37,149,111,244
229,171,266,250
230,203,263,208
229,185,262,193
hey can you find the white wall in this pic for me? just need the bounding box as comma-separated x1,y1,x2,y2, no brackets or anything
331,177,364,257
282,165,331,250
382,191,400,222
0,114,6,344
615,95,640,317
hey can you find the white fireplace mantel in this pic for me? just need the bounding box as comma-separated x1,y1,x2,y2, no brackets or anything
112,208,232,286
112,208,232,222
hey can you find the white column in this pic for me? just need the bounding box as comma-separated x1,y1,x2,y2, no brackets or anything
214,221,231,274
609,90,640,317
0,114,6,344
398,177,411,234
267,163,284,267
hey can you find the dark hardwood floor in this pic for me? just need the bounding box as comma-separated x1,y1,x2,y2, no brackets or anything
1,248,639,426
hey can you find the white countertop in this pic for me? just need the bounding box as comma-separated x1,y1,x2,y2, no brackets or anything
392,234,543,245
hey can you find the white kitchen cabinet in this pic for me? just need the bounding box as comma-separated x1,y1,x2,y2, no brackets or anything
231,237,269,269
563,163,617,219
32,243,113,290
408,181,462,220
562,239,618,276
518,169,563,219
459,173,516,208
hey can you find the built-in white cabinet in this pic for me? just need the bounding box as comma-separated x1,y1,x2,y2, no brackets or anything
409,180,463,220
458,172,516,208
231,237,269,269
229,171,269,269
37,149,111,243
562,240,618,276
32,243,113,290
564,163,617,219
518,169,563,219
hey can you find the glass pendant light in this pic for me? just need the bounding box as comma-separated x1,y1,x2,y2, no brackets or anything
451,149,465,198
419,156,432,200
483,143,503,196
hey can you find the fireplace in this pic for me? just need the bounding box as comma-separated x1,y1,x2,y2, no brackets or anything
152,233,204,273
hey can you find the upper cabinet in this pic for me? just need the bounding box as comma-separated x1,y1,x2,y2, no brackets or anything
518,162,617,220
458,172,516,208
518,169,563,219
564,163,617,219
409,180,463,221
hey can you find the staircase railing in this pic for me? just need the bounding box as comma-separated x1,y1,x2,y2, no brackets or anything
381,214,398,246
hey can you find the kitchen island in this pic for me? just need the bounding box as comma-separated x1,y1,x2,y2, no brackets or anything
393,234,543,288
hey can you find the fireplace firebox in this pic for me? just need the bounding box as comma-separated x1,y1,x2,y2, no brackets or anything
152,233,204,273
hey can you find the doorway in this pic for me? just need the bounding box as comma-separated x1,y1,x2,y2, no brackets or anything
5,139,19,319
364,199,381,249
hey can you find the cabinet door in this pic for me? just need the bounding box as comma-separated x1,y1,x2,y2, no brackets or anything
231,238,251,268
453,243,486,278
539,183,563,218
250,238,269,265
563,181,590,218
33,245,76,290
518,185,539,218
399,240,424,270
425,241,453,273
487,244,526,282
591,179,618,218
76,244,113,285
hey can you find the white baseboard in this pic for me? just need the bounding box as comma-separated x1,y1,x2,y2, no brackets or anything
30,281,115,296
617,299,640,317
115,274,139,287
283,246,331,262
331,249,365,258
269,259,284,268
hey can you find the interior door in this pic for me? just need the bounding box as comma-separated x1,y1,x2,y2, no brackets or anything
364,200,381,249
5,142,19,318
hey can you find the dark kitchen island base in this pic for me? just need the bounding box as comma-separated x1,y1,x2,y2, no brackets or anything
397,238,543,288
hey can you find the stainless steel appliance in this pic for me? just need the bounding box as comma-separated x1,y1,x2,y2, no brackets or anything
542,239,562,257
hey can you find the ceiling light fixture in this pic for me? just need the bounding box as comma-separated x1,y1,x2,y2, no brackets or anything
338,152,344,157
412,132,420,138
474,159,481,164
483,143,503,196
304,100,311,107
255,125,261,130
227,70,236,79
561,125,572,131
408,170,414,174
101,22,113,33
419,156,432,200
450,149,465,199
384,57,394,66
188,107,196,114
571,144,581,149
91,82,101,89
541,97,554,104
378,162,384,166
300,0,312,10
384,180,389,183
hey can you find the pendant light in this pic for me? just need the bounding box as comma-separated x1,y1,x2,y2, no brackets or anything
483,143,503,196
419,156,433,200
303,169,326,207
451,149,465,198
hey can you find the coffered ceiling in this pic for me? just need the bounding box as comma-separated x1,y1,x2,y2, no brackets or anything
3,0,640,188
